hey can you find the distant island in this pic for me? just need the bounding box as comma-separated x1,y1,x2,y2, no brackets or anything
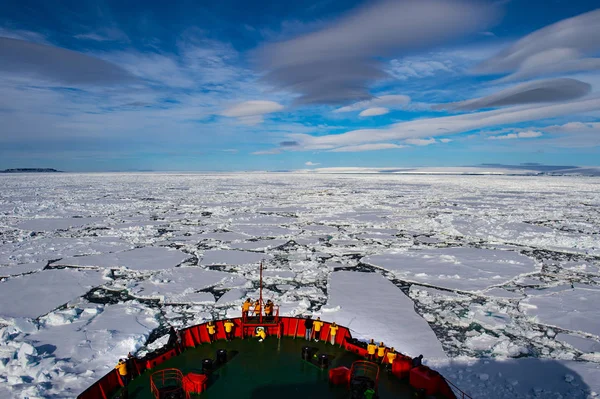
0,168,63,173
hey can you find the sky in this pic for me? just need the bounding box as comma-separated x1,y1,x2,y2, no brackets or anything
0,0,599,172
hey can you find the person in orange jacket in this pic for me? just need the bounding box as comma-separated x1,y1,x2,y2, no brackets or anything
224,319,235,341
313,317,324,342
329,322,339,345
242,298,251,319
264,300,274,321
115,358,129,386
377,342,386,362
367,339,377,361
253,300,261,318
207,321,216,342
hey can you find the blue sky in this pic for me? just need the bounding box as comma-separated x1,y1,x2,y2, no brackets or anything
1,0,599,171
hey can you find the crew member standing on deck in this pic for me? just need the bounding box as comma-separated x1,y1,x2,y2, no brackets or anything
304,316,314,341
377,342,386,362
264,300,274,321
386,348,397,371
367,339,377,361
329,322,339,345
224,319,235,341
115,358,129,387
207,321,216,342
253,299,261,319
242,298,251,319
313,317,324,342
412,354,424,368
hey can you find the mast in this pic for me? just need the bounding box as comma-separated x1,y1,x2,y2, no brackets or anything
259,260,263,323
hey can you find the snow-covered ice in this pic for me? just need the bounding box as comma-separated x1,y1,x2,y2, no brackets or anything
1,172,599,398
521,287,600,337
0,269,105,319
200,249,269,265
363,247,537,292
55,246,191,270
322,271,447,361
129,267,246,303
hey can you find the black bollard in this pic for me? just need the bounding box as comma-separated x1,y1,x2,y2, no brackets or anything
202,358,213,374
301,346,311,361
216,349,227,365
318,353,329,368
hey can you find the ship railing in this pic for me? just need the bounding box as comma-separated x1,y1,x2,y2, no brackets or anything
444,377,473,399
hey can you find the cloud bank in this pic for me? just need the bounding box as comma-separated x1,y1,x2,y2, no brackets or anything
439,78,591,110
475,9,600,81
0,37,137,86
257,0,499,104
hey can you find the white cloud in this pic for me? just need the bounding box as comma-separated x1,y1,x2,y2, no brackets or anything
283,96,600,151
405,138,437,146
74,28,129,43
440,138,453,143
221,100,284,118
335,95,410,113
252,149,281,155
305,161,320,166
359,107,389,117
222,149,238,153
488,131,543,140
475,9,600,81
328,143,406,152
388,59,453,80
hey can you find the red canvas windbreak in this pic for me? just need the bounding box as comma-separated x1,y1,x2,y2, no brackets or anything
146,348,178,370
182,329,195,348
199,323,211,342
190,325,202,344
233,318,243,338
77,369,122,399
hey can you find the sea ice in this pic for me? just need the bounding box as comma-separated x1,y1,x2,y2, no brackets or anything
129,267,245,303
521,287,600,337
322,271,447,361
0,269,105,319
55,246,190,270
363,247,537,292
200,249,269,265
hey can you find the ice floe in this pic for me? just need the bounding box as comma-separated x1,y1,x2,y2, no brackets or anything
0,269,105,319
55,246,190,270
322,271,447,361
521,286,600,337
363,247,537,292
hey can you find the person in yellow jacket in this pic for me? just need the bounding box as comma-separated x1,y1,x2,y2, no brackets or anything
224,319,235,341
377,342,386,362
329,322,339,345
115,358,129,386
386,347,397,370
367,339,377,361
242,299,251,319
207,321,216,342
313,317,324,342
256,327,266,342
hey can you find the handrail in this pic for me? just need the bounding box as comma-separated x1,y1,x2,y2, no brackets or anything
444,377,473,399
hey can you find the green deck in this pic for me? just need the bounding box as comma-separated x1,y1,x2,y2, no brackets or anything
124,337,418,399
